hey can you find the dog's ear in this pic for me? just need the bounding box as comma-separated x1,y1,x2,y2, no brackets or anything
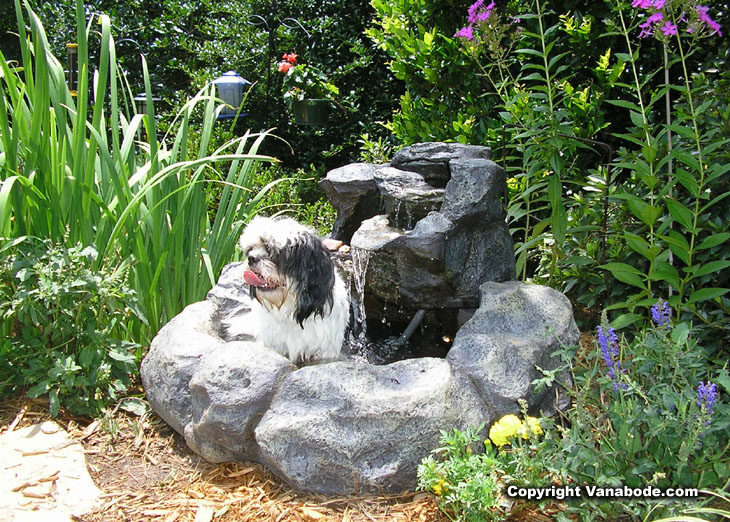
276,233,335,327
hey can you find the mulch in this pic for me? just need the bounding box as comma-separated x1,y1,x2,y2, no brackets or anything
0,396,447,522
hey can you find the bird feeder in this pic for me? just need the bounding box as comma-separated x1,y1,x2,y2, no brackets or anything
212,71,251,120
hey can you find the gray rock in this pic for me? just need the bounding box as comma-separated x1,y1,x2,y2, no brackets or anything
351,214,455,308
447,281,579,416
444,220,516,297
255,358,493,495
351,211,514,309
441,159,507,225
140,301,224,435
373,167,444,229
319,163,382,242
184,342,295,463
391,142,492,188
206,262,257,342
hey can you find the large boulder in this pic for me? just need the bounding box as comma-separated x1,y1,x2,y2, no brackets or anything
184,342,295,463
441,159,507,225
447,281,579,415
254,358,493,495
140,300,224,434
373,167,444,229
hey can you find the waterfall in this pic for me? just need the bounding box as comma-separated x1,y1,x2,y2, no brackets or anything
350,247,371,340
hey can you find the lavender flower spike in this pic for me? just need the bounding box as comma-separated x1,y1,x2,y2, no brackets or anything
597,325,628,391
651,300,672,329
697,381,718,415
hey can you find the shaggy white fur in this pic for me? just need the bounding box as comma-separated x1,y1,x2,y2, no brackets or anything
239,216,349,363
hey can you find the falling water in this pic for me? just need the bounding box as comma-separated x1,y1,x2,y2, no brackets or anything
350,246,371,340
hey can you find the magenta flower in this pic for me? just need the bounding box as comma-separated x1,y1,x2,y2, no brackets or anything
661,21,678,36
455,26,475,40
632,0,652,8
638,11,665,38
468,0,485,24
697,5,723,36
651,0,667,8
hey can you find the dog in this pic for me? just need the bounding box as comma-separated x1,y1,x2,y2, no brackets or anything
238,216,349,363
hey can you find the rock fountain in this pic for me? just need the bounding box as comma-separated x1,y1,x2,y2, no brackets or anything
141,142,579,495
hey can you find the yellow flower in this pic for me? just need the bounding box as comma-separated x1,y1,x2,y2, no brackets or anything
517,416,543,439
488,414,522,447
525,416,543,436
432,478,448,496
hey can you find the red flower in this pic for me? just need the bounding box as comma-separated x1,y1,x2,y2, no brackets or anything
282,53,298,64
278,61,292,73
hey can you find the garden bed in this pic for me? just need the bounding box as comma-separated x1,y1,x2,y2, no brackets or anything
0,395,571,521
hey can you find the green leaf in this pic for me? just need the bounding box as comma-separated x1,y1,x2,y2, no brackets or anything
697,233,730,251
664,198,694,231
26,380,51,398
687,288,729,304
642,144,657,163
108,349,135,363
49,388,60,418
605,99,642,112
600,262,647,289
610,313,643,329
649,261,680,290
640,204,662,227
688,261,730,280
716,370,730,395
629,110,646,129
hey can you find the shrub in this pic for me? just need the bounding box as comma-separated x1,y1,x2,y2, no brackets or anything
0,240,145,416
418,411,550,521
250,164,336,235
0,0,277,344
419,308,729,521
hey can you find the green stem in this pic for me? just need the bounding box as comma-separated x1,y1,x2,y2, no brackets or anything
618,7,657,298
535,0,555,119
673,32,706,308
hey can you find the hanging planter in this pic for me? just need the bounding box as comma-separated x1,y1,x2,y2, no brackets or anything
278,53,338,128
291,98,331,126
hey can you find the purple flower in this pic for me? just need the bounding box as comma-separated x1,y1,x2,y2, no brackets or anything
661,21,678,36
697,5,723,36
638,11,664,38
597,325,628,391
632,0,652,8
697,381,718,415
651,300,672,329
467,0,496,24
651,0,667,8
455,26,475,40
468,0,485,24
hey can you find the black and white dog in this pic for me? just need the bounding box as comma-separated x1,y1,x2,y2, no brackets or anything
239,216,349,363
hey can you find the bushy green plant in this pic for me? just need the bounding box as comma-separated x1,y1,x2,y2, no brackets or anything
535,307,729,520
418,412,550,522
0,240,144,416
0,0,276,343
420,308,728,521
250,164,336,235
368,0,488,145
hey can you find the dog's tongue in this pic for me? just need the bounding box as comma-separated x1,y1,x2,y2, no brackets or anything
244,270,268,287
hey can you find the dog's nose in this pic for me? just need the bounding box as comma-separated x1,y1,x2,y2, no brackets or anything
247,254,259,265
